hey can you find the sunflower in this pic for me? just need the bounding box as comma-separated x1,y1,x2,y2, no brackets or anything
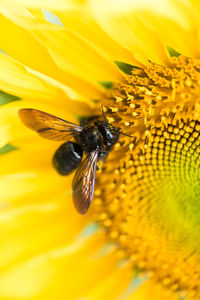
1,0,200,299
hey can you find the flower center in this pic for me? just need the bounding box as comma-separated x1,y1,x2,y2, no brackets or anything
94,55,200,297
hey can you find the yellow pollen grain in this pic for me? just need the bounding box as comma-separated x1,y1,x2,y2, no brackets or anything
99,213,107,220
110,231,119,239
172,284,179,291
193,273,200,280
181,276,188,282
127,94,134,101
185,79,191,87
138,260,146,268
145,90,152,96
120,184,125,190
115,143,121,148
130,254,138,262
130,103,135,109
94,199,102,206
110,183,116,189
110,107,118,113
195,124,200,131
107,117,115,123
115,96,123,103
116,250,125,258
129,143,134,151
145,130,150,136
104,219,112,227
94,189,101,196
162,278,171,286
119,234,127,242
174,128,179,134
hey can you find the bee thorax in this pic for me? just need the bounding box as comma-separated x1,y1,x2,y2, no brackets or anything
78,126,103,153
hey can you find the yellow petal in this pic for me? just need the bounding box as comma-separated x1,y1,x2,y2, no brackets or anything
35,28,123,82
57,10,142,67
0,53,64,100
27,8,46,20
86,263,133,300
0,124,11,148
0,54,100,113
89,0,190,64
0,231,117,299
0,10,104,99
0,7,123,83
0,11,61,75
0,0,75,10
0,6,141,74
0,6,60,29
134,10,199,58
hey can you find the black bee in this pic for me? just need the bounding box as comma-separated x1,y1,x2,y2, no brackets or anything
19,106,129,214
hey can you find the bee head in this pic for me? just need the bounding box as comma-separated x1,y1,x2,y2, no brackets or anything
95,121,120,146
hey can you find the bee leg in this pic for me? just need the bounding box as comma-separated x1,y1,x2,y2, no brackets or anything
98,150,109,163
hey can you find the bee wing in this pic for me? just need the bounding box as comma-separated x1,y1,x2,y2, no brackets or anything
19,108,82,141
72,151,98,214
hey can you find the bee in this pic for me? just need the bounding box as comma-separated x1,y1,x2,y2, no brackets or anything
19,106,130,214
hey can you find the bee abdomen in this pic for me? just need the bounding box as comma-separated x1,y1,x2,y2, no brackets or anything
53,141,83,175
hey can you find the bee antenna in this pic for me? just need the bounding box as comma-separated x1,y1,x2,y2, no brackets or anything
101,105,108,123
119,131,133,138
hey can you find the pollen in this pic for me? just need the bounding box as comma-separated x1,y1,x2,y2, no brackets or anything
94,55,200,298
